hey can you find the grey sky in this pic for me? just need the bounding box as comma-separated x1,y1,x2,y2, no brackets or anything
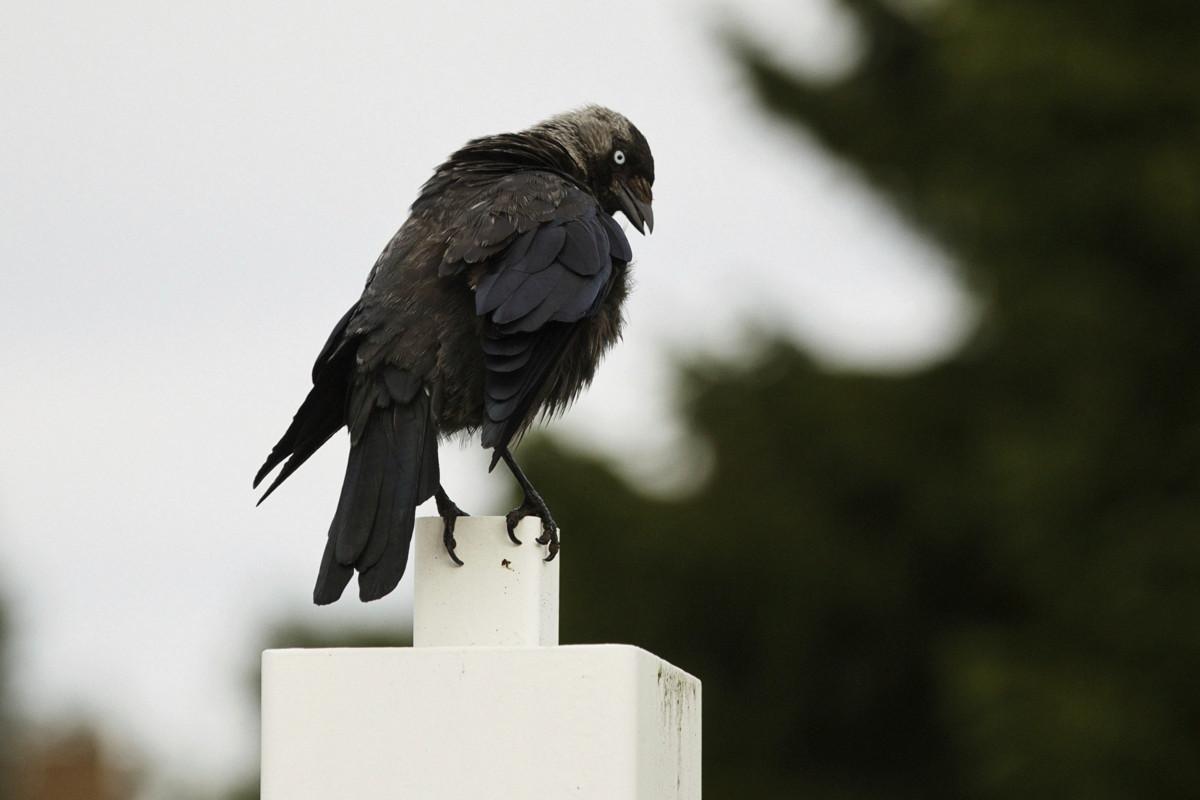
1,0,969,793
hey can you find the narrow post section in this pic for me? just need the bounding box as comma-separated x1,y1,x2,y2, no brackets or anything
262,516,701,800
413,515,558,646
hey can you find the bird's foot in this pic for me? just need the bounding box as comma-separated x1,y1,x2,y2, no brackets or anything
435,488,469,566
505,496,559,562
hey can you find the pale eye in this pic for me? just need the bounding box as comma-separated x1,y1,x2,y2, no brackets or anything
613,149,626,165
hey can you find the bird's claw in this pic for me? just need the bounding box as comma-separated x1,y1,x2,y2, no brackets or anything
536,524,560,562
503,509,525,545
442,514,464,566
505,498,559,561
436,491,469,566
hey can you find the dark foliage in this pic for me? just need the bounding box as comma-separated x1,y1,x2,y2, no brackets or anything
0,600,9,800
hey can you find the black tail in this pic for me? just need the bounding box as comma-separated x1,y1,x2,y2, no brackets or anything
254,306,359,503
313,365,439,604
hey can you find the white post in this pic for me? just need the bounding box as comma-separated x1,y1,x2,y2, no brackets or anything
261,517,702,800
412,516,559,647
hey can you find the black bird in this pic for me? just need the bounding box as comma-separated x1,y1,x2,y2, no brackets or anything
254,106,655,604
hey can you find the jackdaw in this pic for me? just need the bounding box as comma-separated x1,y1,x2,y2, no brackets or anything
254,105,655,604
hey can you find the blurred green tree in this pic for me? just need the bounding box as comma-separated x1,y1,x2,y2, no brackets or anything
512,1,1200,798
0,599,9,800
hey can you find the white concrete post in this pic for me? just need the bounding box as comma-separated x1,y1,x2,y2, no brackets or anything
261,516,702,800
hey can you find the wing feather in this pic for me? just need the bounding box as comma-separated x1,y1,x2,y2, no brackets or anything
461,177,632,454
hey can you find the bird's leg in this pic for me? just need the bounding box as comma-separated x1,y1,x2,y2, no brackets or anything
435,485,469,566
499,447,559,561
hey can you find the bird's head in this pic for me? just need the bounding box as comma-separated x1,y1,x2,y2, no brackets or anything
535,105,655,234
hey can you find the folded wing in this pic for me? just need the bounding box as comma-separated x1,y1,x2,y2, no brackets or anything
442,175,632,460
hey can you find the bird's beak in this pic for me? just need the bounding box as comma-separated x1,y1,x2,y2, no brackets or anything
615,177,654,235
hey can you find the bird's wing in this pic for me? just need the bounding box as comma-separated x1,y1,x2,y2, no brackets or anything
441,173,633,458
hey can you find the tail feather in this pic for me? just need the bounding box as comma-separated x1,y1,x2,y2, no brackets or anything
329,421,388,565
254,305,359,502
253,377,347,505
257,306,438,606
356,513,415,602
416,402,440,498
356,443,410,572
313,371,439,605
313,536,353,605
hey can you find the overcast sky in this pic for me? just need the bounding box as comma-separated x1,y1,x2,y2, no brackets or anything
1,0,970,794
